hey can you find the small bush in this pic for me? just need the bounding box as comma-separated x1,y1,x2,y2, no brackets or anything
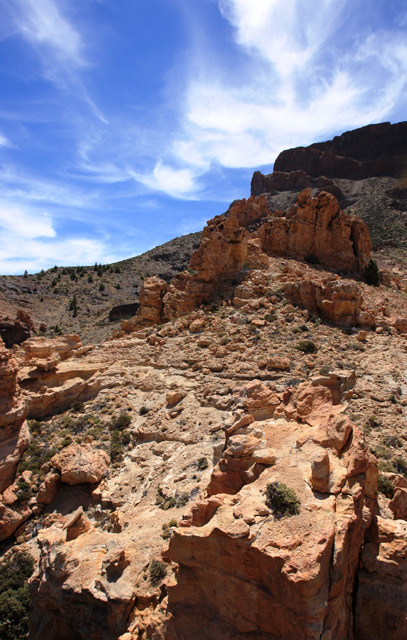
296,340,317,354
197,457,208,471
378,475,395,498
149,560,166,585
139,406,149,416
265,482,300,517
364,259,380,286
0,551,34,640
110,412,131,431
319,366,330,376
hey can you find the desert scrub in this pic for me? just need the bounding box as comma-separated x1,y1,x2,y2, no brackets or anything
378,475,395,498
197,457,209,471
296,339,317,354
18,442,56,474
0,551,34,640
364,258,380,286
149,560,167,585
265,482,300,517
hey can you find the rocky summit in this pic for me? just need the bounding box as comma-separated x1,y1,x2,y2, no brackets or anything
1,121,407,640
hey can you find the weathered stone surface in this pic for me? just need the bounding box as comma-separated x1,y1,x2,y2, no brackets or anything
23,335,82,361
284,277,364,326
254,189,371,273
355,516,407,640
30,519,138,640
0,339,29,492
164,379,371,640
51,444,110,484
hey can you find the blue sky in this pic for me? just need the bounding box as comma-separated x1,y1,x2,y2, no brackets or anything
0,0,406,274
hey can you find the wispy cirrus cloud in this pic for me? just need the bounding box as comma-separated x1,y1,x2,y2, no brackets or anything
6,0,86,67
171,0,407,171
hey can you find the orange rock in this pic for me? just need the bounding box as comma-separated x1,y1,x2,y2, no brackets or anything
51,444,109,484
0,339,29,492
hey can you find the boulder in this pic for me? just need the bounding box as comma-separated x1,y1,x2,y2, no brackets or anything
51,444,109,484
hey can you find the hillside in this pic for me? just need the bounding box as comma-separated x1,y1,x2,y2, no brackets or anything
0,232,201,345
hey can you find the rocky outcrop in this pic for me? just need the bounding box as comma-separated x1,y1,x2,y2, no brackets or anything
0,338,29,493
30,509,138,640
253,189,370,273
22,334,82,362
284,277,365,326
109,303,140,322
136,190,370,327
163,375,374,640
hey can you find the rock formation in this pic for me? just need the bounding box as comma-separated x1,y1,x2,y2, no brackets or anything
162,375,373,640
135,189,370,327
0,338,28,493
252,122,407,197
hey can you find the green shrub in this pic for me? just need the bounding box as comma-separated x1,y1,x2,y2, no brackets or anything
364,259,380,286
149,560,166,585
18,442,56,474
319,366,330,376
197,457,208,471
296,340,317,354
16,479,31,503
265,482,300,517
139,406,149,416
0,551,34,640
378,475,395,498
110,412,131,431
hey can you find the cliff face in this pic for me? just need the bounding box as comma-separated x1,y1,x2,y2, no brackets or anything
273,121,407,181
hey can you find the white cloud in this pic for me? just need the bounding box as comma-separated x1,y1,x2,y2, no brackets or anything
0,203,114,274
0,205,56,239
133,161,199,198
12,0,85,67
0,132,9,146
171,0,407,171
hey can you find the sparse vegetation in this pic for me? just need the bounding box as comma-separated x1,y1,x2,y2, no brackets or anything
149,560,167,585
265,482,300,517
296,339,317,354
197,457,209,471
0,551,34,640
364,258,380,286
378,475,395,498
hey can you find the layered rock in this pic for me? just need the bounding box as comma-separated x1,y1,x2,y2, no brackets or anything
0,338,29,492
283,277,364,326
162,375,374,640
